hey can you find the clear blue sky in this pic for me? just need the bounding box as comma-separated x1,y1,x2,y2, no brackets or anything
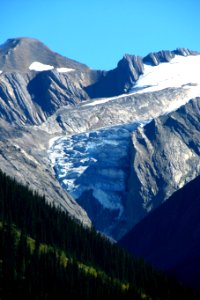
1,0,200,70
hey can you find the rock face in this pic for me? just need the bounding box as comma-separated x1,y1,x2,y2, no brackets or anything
119,174,200,290
0,37,89,72
0,120,91,226
84,54,144,97
125,98,200,231
143,48,199,66
0,37,96,226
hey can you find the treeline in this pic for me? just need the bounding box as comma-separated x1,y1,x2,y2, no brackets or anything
0,169,199,299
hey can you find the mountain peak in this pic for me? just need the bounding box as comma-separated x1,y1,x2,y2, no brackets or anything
0,37,89,72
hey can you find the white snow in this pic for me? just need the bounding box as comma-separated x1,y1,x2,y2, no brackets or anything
84,54,200,107
57,67,75,73
132,54,200,93
0,71,2,74
83,93,132,107
29,61,54,71
48,136,62,148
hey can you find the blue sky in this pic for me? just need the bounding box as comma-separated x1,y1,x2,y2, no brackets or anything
1,0,200,70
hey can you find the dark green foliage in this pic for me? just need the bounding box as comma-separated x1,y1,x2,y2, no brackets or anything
0,169,199,299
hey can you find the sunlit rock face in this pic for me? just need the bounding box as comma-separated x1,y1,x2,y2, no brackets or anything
126,97,200,231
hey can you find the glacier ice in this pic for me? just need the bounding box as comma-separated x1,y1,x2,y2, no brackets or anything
48,122,140,230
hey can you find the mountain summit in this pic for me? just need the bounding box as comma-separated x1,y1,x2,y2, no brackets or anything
0,37,89,72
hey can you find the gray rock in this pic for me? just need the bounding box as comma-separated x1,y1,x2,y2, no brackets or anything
0,37,89,72
126,97,200,232
0,120,91,227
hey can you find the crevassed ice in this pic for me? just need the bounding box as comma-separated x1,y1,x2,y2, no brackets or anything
29,61,54,71
48,123,140,214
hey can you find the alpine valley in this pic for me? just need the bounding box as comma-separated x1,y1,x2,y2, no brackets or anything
1,37,200,293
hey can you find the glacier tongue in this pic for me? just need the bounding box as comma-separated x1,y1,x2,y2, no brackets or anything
48,122,140,238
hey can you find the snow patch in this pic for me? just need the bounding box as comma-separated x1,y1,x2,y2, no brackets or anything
57,67,75,73
0,71,2,74
29,61,54,71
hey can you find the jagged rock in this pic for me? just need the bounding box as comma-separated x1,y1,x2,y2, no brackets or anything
84,54,144,97
143,50,175,65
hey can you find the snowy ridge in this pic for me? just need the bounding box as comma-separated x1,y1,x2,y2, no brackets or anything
132,55,200,93
83,55,200,108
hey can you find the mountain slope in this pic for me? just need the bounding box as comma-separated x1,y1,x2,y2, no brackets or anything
125,97,200,232
1,169,199,299
0,37,89,72
119,173,200,290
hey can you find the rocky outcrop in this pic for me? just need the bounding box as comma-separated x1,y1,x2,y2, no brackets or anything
84,55,144,97
125,97,200,231
0,70,91,125
143,48,199,66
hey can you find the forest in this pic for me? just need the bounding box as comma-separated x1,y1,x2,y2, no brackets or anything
0,169,199,299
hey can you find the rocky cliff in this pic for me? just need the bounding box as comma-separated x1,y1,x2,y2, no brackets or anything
125,97,200,231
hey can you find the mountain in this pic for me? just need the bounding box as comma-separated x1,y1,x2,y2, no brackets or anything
119,173,200,291
46,49,200,239
1,169,199,299
0,37,89,72
1,37,200,239
0,37,95,125
0,37,95,226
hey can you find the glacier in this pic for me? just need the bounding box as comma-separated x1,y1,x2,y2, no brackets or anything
47,53,200,239
48,122,140,237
